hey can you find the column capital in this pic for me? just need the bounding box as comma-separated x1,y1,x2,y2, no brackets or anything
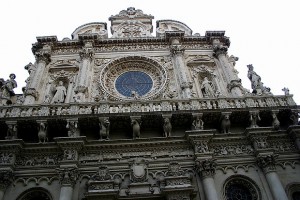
57,167,79,187
256,153,278,174
195,158,217,178
79,42,94,60
213,45,228,57
170,44,185,56
24,88,39,100
35,48,51,64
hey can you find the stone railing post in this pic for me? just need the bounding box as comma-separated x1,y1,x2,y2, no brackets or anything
257,153,288,200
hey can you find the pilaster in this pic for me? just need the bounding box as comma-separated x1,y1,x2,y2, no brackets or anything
169,35,193,99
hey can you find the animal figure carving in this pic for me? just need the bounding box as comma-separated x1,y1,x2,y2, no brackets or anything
99,119,110,140
163,118,172,137
131,119,140,139
220,114,231,134
38,122,48,143
272,113,280,130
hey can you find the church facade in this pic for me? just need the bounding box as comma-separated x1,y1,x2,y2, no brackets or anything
0,7,300,200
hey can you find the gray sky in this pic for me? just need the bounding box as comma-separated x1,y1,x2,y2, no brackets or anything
1,0,299,104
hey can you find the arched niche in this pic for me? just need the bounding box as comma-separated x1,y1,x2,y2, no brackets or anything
222,175,261,200
17,187,52,200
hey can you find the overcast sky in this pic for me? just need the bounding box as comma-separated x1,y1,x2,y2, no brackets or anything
1,0,299,104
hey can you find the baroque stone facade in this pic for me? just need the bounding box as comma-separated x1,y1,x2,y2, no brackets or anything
0,7,300,200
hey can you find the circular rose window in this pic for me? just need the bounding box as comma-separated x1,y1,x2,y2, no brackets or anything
115,71,153,97
99,56,168,100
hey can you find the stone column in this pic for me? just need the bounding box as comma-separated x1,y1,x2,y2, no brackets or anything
57,166,78,200
0,170,13,200
213,41,243,96
75,42,94,102
55,137,85,200
24,45,51,104
288,125,300,150
257,154,288,200
170,39,192,99
195,159,219,200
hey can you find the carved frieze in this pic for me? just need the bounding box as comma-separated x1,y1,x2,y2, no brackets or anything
16,154,59,167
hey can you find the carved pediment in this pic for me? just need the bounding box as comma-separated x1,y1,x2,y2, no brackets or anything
187,55,215,67
49,60,79,73
109,7,154,38
72,22,108,40
156,20,192,37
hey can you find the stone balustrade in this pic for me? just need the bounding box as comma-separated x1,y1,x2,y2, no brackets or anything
0,95,297,119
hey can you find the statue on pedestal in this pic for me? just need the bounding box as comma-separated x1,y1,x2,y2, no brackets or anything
51,81,67,103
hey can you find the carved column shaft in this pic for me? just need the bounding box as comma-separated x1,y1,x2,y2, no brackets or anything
0,170,14,200
257,154,288,200
195,159,219,200
24,48,51,104
202,177,219,200
265,172,288,200
77,43,94,91
57,167,78,200
59,186,73,200
213,43,243,96
65,75,76,103
170,39,192,98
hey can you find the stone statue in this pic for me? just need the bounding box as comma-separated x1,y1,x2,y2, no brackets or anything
6,124,17,140
99,118,110,140
247,64,271,95
272,113,280,130
201,77,215,97
0,73,17,99
192,116,204,130
282,87,290,95
51,81,67,103
38,122,48,143
163,117,172,137
131,119,141,139
220,113,231,134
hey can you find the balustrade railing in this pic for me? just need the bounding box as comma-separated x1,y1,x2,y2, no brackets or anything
0,95,297,119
